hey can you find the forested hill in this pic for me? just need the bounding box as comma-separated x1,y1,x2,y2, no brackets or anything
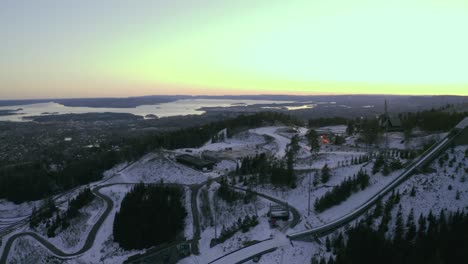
315,210,468,264
0,112,299,203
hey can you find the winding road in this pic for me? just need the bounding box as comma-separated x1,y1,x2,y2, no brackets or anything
0,184,114,264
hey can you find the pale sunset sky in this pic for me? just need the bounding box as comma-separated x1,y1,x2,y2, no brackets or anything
1,0,468,99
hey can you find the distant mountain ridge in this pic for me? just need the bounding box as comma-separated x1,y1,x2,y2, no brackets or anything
0,95,466,109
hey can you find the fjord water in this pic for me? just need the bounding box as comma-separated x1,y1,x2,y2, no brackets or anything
0,99,291,121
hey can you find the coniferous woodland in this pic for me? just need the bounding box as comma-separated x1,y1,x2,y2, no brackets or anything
235,134,300,188
399,108,467,132
30,188,95,237
210,215,259,247
308,117,349,128
216,176,255,204
0,112,300,203
314,169,370,212
314,209,468,264
113,183,187,250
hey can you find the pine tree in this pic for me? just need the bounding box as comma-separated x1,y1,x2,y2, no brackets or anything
321,164,331,183
417,214,427,238
313,171,320,187
372,154,385,174
373,199,383,218
306,129,320,155
394,206,404,242
406,209,416,241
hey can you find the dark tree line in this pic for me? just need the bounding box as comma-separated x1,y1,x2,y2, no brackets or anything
236,153,269,176
66,188,94,219
29,197,57,229
235,135,299,188
0,148,122,203
306,129,320,154
316,209,468,264
315,169,370,212
113,183,186,250
372,154,404,176
399,108,467,132
321,164,331,183
308,117,348,128
284,135,300,187
210,215,259,247
359,118,382,145
217,177,254,204
1,112,299,203
30,188,95,237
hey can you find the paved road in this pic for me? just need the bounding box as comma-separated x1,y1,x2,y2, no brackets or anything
0,184,114,264
0,161,136,239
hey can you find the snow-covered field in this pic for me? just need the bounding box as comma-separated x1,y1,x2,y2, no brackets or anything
388,145,468,224
107,152,212,185
2,125,465,264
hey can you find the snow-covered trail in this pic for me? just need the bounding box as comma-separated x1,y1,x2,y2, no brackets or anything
250,127,291,158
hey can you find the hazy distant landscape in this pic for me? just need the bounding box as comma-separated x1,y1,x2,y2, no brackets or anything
0,95,466,122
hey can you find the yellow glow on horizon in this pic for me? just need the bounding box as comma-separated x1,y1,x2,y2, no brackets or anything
1,0,468,98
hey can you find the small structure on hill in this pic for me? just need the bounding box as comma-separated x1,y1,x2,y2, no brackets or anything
379,100,403,132
268,204,289,227
176,154,216,171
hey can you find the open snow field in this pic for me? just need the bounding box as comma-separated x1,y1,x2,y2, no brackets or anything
107,152,212,185
388,146,468,225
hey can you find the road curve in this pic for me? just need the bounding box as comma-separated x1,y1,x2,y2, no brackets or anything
0,184,114,264
229,185,301,229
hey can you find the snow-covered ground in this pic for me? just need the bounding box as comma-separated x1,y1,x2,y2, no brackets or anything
258,145,468,264
388,145,468,225
106,152,213,185
3,125,464,264
181,131,267,154
37,197,105,253
250,127,293,158
71,185,145,264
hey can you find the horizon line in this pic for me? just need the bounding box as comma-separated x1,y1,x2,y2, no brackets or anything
1,93,467,101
